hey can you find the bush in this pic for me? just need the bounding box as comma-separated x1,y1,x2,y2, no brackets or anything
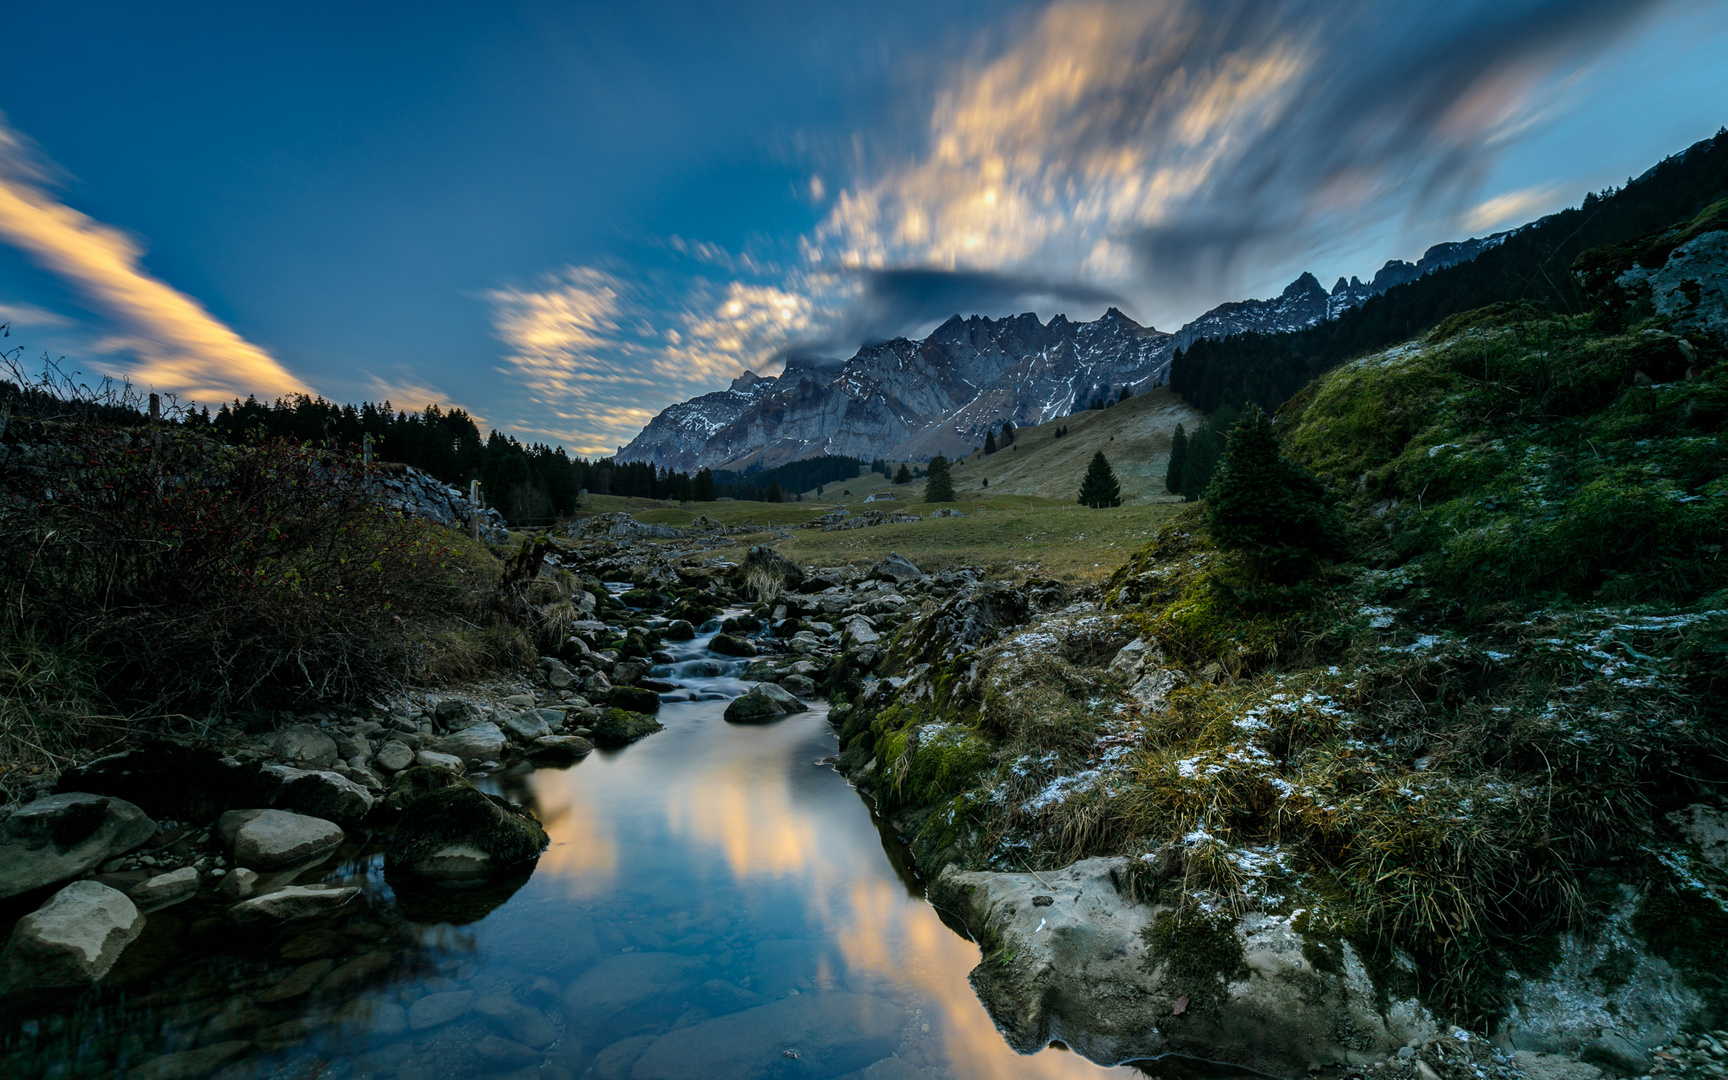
1203,404,1344,581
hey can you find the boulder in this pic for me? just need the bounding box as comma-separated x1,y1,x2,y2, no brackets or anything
842,617,880,646
408,989,473,1029
631,992,904,1080
383,765,465,812
500,692,537,709
779,674,818,698
709,633,756,658
738,545,805,602
384,785,549,879
528,736,594,764
474,991,559,1048
1107,638,1162,681
220,868,259,900
605,686,662,714
582,671,613,697
0,792,156,900
415,749,466,774
0,881,144,989
540,658,577,690
753,681,808,714
723,687,783,724
271,768,374,824
227,809,345,870
1581,1035,1653,1078
501,710,553,743
1128,667,1182,712
432,722,507,764
663,620,696,642
563,951,708,1020
372,740,416,773
271,724,339,768
128,867,200,912
434,698,485,729
589,707,665,748
870,551,924,584
228,884,360,929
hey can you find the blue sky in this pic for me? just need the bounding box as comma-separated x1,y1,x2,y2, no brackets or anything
0,1,1724,455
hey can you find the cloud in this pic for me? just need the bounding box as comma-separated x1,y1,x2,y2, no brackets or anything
1465,184,1564,231
831,267,1129,346
0,115,309,404
0,301,71,329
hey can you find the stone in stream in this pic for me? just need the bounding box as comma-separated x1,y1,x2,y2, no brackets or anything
630,992,905,1080
384,785,548,879
528,735,594,764
540,657,578,690
663,619,696,641
779,674,818,698
222,808,345,869
271,724,340,768
723,683,807,724
372,739,416,773
562,951,707,1020
227,884,360,928
605,685,662,714
415,749,466,774
0,881,144,989
432,721,507,763
408,988,473,1029
126,1041,253,1080
588,707,665,748
127,866,200,912
708,633,756,658
383,765,465,812
0,791,157,900
475,991,559,1048
263,767,375,824
842,618,880,646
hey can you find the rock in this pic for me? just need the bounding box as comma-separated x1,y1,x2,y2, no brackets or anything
384,785,548,879
664,620,696,641
55,741,262,821
475,991,559,1048
415,749,466,774
788,631,821,655
589,707,665,748
631,993,905,1080
753,681,808,713
434,698,485,729
476,1034,540,1068
408,989,473,1029
528,736,594,764
332,731,370,762
255,958,337,1003
432,722,507,764
541,658,577,690
0,791,157,900
320,950,395,991
501,710,552,744
272,724,339,768
128,867,200,912
582,671,613,697
501,692,538,708
563,951,707,1020
870,552,923,584
373,740,416,773
723,688,782,724
0,881,144,989
1107,638,1162,680
1581,1034,1654,1078
1512,1052,1604,1080
708,633,756,657
738,545,805,602
127,1041,252,1080
227,884,360,928
842,618,880,646
228,809,345,870
332,998,407,1036
274,768,375,824
929,857,1437,1076
220,868,259,900
593,1034,658,1080
1128,667,1182,711
780,674,818,698
384,765,466,813
605,686,662,714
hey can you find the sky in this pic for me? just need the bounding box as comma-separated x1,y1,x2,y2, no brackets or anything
0,1,1725,456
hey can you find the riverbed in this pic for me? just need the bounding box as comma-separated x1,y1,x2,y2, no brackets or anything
0,618,1154,1079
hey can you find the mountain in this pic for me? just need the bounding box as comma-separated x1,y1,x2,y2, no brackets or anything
619,232,1511,471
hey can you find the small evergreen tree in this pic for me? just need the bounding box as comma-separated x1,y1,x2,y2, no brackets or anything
923,454,955,502
1077,451,1122,508
1119,386,1132,402
693,468,717,502
1000,421,1015,445
1203,404,1345,581
983,431,998,454
1165,424,1187,494
893,463,912,484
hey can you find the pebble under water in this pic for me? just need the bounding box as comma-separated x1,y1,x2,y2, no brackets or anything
0,617,1152,1079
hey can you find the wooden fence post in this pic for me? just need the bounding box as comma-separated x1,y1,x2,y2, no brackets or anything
470,480,482,542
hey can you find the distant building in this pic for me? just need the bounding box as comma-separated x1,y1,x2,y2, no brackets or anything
863,492,896,503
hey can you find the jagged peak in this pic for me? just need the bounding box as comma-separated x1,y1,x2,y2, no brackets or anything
729,370,764,391
1283,271,1325,297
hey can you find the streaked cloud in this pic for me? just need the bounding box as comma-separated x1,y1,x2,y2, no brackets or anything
1465,184,1564,231
0,115,308,405
0,301,71,328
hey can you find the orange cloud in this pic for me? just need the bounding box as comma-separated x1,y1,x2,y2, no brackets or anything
0,119,309,405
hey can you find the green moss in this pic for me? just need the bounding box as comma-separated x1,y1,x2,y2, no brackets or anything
383,765,463,812
589,706,665,747
1143,908,1248,1015
605,685,662,714
383,784,549,877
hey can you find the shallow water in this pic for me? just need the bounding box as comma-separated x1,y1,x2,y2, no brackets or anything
1,618,1149,1079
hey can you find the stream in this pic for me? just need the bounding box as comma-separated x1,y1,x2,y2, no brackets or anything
1,613,1148,1079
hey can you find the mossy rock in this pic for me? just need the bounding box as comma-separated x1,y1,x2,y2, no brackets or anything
383,765,463,813
723,688,782,724
618,589,665,609
663,620,696,642
709,633,757,657
721,616,762,635
606,685,662,714
383,785,549,879
589,707,665,747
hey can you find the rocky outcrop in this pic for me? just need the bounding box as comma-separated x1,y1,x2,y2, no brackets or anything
0,792,156,900
932,858,1437,1075
0,881,144,990
220,809,345,870
383,785,549,879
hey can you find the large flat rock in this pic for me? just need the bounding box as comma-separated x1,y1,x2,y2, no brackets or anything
562,952,707,1020
0,792,156,900
0,880,144,989
226,809,345,870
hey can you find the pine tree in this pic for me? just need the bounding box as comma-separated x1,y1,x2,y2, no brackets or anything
1165,424,1187,494
894,463,912,484
1203,404,1345,581
924,454,955,502
693,468,717,502
1000,421,1015,446
1119,386,1132,402
1077,451,1122,508
983,431,998,454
